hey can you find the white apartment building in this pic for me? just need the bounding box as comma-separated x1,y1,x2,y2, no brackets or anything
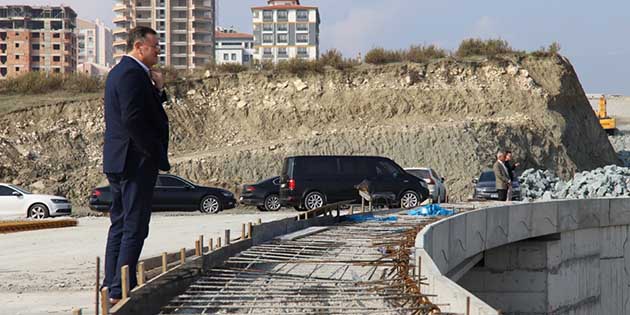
251,0,320,63
215,27,254,65
112,0,216,70
76,18,113,69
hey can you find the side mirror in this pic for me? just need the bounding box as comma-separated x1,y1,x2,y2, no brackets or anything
12,191,22,197
441,177,446,182
472,178,478,184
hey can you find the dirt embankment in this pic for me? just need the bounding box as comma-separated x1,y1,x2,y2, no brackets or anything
0,55,620,205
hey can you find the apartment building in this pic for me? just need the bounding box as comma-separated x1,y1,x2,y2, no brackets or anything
112,0,216,70
251,0,320,63
0,5,77,79
76,18,113,69
215,27,254,65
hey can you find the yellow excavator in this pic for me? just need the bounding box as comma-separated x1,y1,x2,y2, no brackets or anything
597,95,617,134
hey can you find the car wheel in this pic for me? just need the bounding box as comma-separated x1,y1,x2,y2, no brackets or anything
303,191,325,211
400,190,420,209
264,194,282,212
28,203,50,219
256,206,267,211
199,195,222,214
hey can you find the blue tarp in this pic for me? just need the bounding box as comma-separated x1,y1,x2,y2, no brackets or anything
343,213,398,223
407,204,455,217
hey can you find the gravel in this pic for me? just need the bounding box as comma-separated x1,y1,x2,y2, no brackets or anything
520,165,630,201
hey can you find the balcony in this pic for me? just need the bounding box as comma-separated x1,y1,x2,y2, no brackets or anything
171,41,188,46
171,29,188,34
113,3,128,12
191,15,211,22
112,28,128,35
113,39,127,47
113,15,131,24
172,17,188,22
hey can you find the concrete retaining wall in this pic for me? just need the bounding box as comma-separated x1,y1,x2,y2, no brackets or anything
415,198,630,315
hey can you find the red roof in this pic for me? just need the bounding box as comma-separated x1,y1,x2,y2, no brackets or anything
251,5,318,10
215,32,253,39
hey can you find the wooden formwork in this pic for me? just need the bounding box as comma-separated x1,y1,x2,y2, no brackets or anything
0,218,77,234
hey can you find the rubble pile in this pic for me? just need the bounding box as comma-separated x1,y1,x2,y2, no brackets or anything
609,132,630,166
520,165,630,201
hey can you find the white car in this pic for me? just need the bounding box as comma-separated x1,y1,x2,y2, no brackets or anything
0,183,72,219
404,168,448,203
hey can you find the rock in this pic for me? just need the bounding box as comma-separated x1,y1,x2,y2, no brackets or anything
30,180,46,192
236,101,249,109
187,89,196,96
293,79,308,91
204,70,211,78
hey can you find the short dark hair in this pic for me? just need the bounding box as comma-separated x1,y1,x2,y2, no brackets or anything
126,26,157,52
505,150,512,155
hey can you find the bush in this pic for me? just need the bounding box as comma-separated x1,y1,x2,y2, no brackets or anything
365,47,404,64
320,49,359,70
456,38,518,58
532,42,562,57
405,45,448,63
275,58,325,74
0,72,103,94
214,63,249,74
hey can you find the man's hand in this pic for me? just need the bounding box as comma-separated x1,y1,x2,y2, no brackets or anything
151,70,165,90
515,162,521,167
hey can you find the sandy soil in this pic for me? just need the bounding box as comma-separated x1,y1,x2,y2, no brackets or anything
0,208,299,315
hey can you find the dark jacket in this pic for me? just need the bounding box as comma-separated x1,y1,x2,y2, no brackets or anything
103,56,170,173
504,160,517,181
493,161,511,190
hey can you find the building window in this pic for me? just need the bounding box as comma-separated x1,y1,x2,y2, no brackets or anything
53,44,60,50
15,32,19,36
243,55,249,62
252,10,259,18
32,33,40,38
277,34,288,43
231,53,236,61
32,44,40,50
15,43,20,48
296,34,308,43
32,67,39,72
223,53,229,61
297,47,308,57
53,56,61,62
15,67,20,72
31,56,40,62
53,33,60,38
277,10,288,21
15,55,20,60
297,10,309,21
262,34,273,43
262,10,273,21
263,48,272,56
262,23,273,32
277,23,288,32
297,23,308,31
54,68,60,73
278,47,287,57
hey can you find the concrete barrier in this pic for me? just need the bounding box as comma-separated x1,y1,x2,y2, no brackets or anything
415,198,630,315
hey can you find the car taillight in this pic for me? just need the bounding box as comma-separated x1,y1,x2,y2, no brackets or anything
288,179,296,191
245,186,255,192
424,178,435,185
93,190,101,197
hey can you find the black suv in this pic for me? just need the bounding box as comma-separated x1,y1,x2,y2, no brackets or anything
279,155,429,211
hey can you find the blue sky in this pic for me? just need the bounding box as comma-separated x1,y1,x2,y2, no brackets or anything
9,0,630,94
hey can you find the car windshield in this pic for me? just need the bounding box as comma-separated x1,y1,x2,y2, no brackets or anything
479,171,496,182
9,185,32,194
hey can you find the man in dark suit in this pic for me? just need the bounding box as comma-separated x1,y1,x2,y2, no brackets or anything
102,26,170,304
493,151,511,201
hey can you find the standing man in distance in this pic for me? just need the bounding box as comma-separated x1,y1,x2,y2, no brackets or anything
493,151,511,202
102,26,170,304
504,150,520,201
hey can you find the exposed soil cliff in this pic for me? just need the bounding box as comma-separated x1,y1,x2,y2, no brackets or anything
0,54,620,206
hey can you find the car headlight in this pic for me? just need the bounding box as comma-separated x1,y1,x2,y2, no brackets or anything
51,199,69,204
221,191,233,197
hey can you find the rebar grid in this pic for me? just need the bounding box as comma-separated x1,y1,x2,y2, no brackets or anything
159,214,441,314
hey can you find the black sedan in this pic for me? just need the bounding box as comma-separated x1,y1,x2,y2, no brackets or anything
240,176,282,211
89,174,236,214
472,170,521,201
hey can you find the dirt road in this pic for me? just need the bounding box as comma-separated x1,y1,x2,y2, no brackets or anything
0,209,299,315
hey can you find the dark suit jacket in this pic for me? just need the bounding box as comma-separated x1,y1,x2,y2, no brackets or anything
103,56,170,174
493,161,511,190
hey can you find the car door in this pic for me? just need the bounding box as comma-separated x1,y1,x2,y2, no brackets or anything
0,185,25,217
372,159,406,194
156,175,194,210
